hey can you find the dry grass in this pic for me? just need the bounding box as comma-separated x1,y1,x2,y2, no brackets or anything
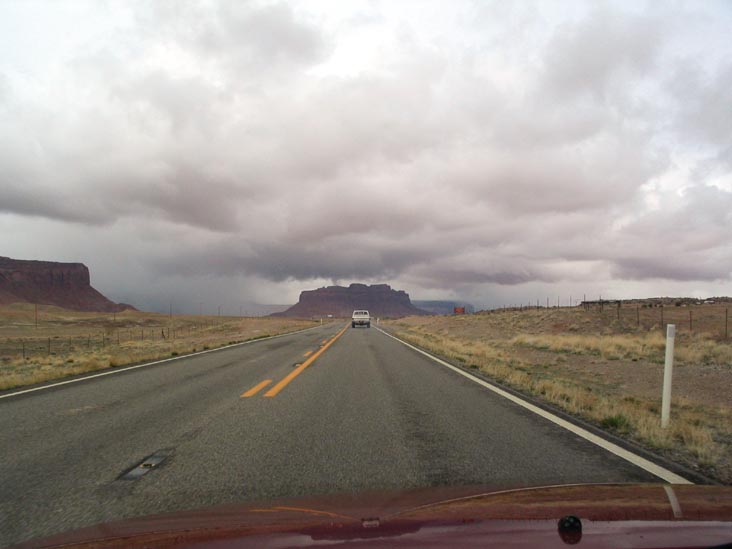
386,307,732,483
512,332,732,365
0,304,317,390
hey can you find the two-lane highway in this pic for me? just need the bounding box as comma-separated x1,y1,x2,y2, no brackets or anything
2,323,667,545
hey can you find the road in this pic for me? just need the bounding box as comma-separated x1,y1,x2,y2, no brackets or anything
1,323,665,545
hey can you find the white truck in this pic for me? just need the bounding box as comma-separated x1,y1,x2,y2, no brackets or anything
351,310,371,328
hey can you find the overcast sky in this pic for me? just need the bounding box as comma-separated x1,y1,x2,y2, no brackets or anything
1,0,731,313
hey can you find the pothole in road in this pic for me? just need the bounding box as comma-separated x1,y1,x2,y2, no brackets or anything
118,450,172,480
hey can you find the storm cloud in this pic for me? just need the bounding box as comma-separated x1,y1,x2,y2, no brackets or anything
1,1,730,311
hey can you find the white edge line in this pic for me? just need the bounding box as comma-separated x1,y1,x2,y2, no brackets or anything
0,325,324,400
376,327,692,485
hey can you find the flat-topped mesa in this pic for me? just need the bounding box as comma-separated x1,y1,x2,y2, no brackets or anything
0,256,135,312
275,283,428,318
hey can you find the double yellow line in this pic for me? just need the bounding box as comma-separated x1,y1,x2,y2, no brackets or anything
241,325,349,398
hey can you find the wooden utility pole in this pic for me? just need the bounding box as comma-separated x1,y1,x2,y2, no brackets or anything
35,304,38,329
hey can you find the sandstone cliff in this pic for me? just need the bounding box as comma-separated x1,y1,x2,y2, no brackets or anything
275,283,428,318
0,256,134,312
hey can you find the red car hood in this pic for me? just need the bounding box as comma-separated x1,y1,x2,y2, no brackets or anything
18,484,732,548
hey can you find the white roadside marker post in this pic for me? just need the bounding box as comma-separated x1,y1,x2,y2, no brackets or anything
661,324,676,428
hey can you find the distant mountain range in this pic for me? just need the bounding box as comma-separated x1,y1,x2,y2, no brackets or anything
412,300,475,315
0,256,134,312
273,283,428,318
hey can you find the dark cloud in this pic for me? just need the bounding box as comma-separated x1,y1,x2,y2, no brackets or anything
611,255,730,282
670,61,732,153
541,8,664,102
113,70,229,134
1,1,731,311
136,0,329,72
608,185,732,281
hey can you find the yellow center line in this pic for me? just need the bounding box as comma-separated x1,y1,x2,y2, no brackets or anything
264,325,348,397
303,350,313,357
241,379,273,398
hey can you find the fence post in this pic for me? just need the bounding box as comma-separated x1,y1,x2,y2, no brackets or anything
689,310,693,331
726,308,729,339
661,306,664,328
47,337,51,355
661,324,676,429
22,339,26,359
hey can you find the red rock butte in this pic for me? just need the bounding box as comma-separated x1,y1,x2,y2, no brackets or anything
274,283,428,318
0,256,135,313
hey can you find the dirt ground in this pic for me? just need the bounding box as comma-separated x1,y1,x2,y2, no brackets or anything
512,345,730,409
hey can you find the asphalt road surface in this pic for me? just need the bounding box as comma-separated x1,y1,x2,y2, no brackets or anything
1,323,664,546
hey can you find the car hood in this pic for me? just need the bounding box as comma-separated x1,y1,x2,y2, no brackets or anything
18,483,732,548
